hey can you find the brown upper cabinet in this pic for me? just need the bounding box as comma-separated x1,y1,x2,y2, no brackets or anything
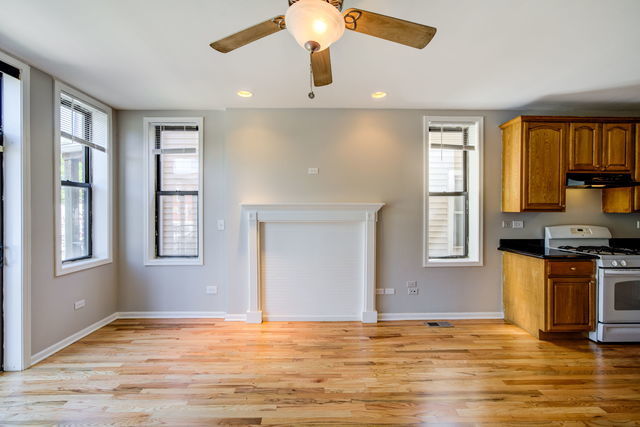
501,117,566,212
502,116,639,213
602,123,633,172
568,122,633,172
568,123,600,171
603,123,640,213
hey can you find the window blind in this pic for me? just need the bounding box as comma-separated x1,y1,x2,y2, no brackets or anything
60,92,108,152
428,125,475,151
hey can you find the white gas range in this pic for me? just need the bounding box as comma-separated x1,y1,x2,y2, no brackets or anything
545,225,640,343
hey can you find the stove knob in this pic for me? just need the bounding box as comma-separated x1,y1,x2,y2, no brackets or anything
611,260,619,267
620,260,627,267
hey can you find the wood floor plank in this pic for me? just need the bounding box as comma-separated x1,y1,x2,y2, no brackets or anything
1,319,640,425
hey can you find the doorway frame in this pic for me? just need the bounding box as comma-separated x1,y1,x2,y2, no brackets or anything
0,49,31,371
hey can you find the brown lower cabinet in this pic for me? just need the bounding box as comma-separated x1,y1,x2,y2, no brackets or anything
503,252,595,339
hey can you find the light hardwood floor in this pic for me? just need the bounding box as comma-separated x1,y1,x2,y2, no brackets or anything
2,319,640,425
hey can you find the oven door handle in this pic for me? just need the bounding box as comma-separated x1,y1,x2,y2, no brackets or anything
602,269,640,276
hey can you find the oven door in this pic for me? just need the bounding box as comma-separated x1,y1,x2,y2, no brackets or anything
599,268,640,323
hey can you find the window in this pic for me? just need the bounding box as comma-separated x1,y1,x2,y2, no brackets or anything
424,116,483,267
144,118,203,265
54,82,112,275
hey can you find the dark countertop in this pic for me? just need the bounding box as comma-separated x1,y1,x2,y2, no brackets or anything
611,238,640,250
498,239,598,260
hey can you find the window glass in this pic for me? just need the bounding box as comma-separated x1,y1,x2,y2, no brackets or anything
60,139,87,182
425,118,481,265
158,194,198,257
152,125,201,259
60,186,90,261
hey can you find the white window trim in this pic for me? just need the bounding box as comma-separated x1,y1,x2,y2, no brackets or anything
53,81,113,276
423,116,484,267
1,49,31,371
143,117,204,266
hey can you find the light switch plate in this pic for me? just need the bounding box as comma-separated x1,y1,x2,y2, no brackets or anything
385,288,395,295
512,220,524,229
308,167,319,175
406,281,418,288
502,221,512,229
206,286,217,295
217,220,225,231
376,288,385,295
74,299,86,310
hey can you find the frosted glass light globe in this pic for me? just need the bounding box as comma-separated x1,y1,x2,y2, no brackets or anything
285,0,345,52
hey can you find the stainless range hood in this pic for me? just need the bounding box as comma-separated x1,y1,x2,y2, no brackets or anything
566,173,639,188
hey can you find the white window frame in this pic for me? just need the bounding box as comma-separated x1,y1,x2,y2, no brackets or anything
53,81,113,276
423,116,484,267
143,117,204,266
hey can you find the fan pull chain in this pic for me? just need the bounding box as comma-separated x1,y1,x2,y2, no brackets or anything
308,55,315,99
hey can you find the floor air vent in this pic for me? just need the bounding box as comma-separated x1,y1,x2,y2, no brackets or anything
425,321,453,327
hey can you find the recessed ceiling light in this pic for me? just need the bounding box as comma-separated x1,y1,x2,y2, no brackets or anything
371,91,387,99
237,90,253,98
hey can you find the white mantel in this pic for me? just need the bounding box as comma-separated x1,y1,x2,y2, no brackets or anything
242,202,385,324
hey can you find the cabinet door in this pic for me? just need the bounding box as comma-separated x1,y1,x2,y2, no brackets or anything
545,277,595,332
602,123,633,171
523,122,566,211
602,187,634,213
568,123,600,171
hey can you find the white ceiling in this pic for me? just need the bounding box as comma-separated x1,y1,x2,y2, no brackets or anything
1,0,639,111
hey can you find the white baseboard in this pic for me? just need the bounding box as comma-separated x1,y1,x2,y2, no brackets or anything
378,312,504,321
224,313,247,322
117,311,225,319
263,314,361,322
30,312,118,366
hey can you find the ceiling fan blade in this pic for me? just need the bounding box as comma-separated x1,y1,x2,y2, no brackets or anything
311,48,333,87
343,8,437,49
210,16,285,53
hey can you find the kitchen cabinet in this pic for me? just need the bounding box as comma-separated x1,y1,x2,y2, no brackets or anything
568,122,600,171
501,118,566,212
503,252,595,339
602,187,639,213
602,123,633,171
602,123,640,213
568,122,633,172
501,117,639,213
545,268,595,332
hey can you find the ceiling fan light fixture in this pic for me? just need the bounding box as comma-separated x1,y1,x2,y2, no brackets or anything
285,0,345,52
237,90,254,98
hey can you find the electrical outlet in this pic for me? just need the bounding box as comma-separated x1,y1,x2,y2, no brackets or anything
206,286,218,295
637,220,640,229
385,288,395,295
376,288,385,295
502,221,512,229
406,281,418,288
217,220,225,231
512,220,524,229
74,299,86,310
308,167,319,175
408,288,419,295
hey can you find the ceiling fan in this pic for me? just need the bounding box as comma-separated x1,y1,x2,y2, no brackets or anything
210,0,437,98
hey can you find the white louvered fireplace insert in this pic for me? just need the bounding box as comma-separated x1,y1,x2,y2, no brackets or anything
242,203,384,324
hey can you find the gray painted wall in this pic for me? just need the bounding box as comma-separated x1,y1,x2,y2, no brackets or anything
117,108,640,316
117,110,227,312
30,68,118,354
